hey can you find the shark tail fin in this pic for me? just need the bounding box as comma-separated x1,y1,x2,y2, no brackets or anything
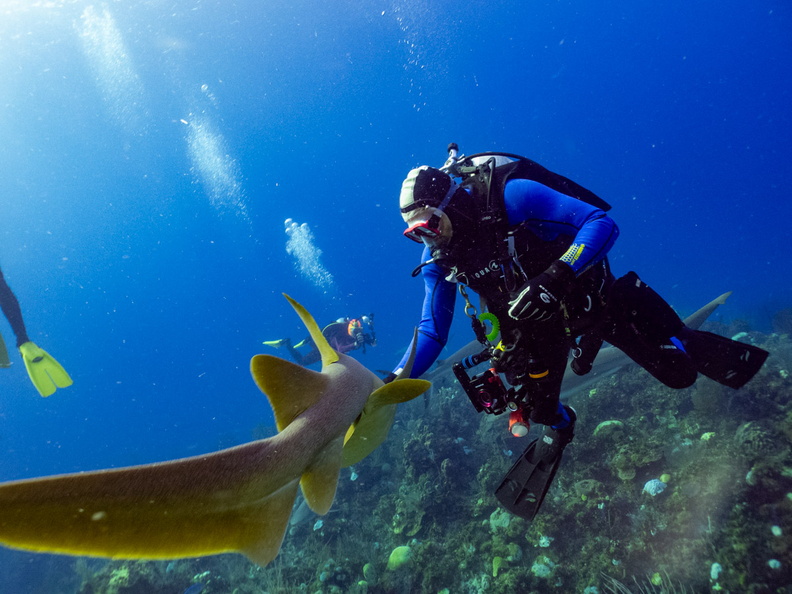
682,291,732,330
283,294,339,366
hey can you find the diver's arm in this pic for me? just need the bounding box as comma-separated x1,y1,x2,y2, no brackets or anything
504,179,619,273
393,250,456,378
0,267,31,347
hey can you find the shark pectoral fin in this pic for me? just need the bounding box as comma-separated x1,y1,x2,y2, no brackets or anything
250,354,329,431
283,294,339,367
341,405,397,468
369,378,431,407
300,436,344,515
341,379,429,450
340,379,432,468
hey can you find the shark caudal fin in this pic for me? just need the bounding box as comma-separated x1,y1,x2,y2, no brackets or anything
283,293,339,367
396,328,420,379
682,291,731,330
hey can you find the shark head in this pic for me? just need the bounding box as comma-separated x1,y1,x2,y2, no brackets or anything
0,294,430,566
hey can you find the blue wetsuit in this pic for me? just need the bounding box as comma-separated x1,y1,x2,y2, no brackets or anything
394,178,619,380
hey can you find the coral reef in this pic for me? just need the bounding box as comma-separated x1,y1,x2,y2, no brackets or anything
70,328,791,593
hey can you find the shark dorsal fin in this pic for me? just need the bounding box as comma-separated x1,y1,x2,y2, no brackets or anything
250,355,329,431
283,293,339,367
396,328,419,379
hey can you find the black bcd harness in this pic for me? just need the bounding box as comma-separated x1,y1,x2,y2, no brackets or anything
442,147,610,298
440,146,612,414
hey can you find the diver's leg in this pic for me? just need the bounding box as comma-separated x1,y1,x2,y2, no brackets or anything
517,321,572,428
495,323,575,520
606,325,698,389
283,338,306,366
604,271,698,389
605,271,769,389
300,347,322,367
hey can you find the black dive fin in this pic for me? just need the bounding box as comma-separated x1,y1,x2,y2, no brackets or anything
683,329,768,389
494,432,567,520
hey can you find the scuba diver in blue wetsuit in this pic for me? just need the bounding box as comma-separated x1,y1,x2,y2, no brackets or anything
386,144,768,521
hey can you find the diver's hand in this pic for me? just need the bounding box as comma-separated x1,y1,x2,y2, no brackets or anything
508,261,575,322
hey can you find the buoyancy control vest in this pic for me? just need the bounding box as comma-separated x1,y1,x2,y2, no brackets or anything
438,150,612,322
454,151,611,216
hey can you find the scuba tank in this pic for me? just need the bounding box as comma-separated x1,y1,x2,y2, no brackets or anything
438,143,611,293
441,143,611,213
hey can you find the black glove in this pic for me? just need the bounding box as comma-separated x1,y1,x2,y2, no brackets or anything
508,260,575,322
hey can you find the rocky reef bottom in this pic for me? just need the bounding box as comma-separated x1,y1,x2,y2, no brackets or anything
21,325,792,594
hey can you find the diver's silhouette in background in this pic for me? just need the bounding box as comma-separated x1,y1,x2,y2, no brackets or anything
264,315,376,366
0,265,72,397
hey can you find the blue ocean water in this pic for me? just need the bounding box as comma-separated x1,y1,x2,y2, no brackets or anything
0,0,789,590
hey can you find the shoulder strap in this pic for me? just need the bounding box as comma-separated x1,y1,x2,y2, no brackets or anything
471,153,612,212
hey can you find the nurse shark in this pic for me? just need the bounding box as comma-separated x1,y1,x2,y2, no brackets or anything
0,295,429,566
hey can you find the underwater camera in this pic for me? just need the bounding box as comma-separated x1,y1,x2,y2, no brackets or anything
452,349,514,415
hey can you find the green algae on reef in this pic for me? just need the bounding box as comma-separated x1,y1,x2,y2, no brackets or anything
75,328,791,594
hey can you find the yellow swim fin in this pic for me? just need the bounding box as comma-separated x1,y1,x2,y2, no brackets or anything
18,341,73,397
0,332,10,368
